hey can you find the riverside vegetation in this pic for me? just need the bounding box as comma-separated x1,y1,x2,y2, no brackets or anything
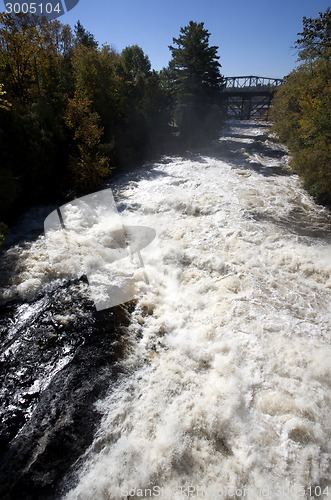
0,16,224,244
271,8,331,207
0,9,331,246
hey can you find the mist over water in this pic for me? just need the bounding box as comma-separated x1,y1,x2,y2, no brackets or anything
2,122,331,499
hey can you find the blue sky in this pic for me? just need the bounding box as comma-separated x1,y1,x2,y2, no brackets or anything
61,0,330,78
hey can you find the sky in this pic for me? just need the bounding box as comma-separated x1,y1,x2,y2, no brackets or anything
53,0,331,78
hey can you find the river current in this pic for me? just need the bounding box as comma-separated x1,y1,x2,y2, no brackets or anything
1,121,331,499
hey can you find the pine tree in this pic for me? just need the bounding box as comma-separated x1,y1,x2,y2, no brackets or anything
168,21,224,143
74,21,98,49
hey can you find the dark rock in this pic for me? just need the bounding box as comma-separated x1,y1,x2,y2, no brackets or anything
0,279,132,499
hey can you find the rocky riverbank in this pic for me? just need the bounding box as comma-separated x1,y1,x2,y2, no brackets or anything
0,278,133,499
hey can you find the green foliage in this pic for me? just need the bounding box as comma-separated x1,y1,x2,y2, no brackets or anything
0,13,225,226
295,7,331,62
0,13,171,213
0,12,76,210
271,8,331,206
168,21,224,144
74,20,98,49
0,13,73,100
70,43,124,141
0,83,11,109
117,45,172,160
120,45,151,82
64,93,110,193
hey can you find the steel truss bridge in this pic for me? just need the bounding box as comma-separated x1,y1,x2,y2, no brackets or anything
222,76,283,120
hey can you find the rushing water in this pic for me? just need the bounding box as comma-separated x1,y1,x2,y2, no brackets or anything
1,121,331,499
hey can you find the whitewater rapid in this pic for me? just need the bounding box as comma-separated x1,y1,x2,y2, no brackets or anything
62,122,331,499
2,121,331,499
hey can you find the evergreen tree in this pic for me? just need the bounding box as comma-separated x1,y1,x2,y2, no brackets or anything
74,21,98,49
168,21,224,143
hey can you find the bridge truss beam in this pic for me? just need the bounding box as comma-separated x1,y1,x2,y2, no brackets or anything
224,76,283,89
222,76,283,120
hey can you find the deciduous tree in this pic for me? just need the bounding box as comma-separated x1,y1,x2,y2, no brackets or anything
65,93,110,193
272,8,331,205
295,7,331,62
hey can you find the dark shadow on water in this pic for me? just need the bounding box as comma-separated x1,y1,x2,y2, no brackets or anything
251,209,331,242
176,151,210,164
246,140,287,159
2,204,59,250
243,164,291,177
227,120,270,129
110,165,173,188
204,128,290,177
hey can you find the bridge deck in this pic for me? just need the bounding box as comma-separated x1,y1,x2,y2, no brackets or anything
223,87,278,95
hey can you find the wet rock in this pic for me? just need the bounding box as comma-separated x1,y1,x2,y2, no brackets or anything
0,278,132,499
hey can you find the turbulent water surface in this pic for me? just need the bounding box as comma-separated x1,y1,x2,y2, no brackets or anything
1,121,331,499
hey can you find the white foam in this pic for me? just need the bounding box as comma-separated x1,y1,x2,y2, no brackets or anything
63,123,331,499
2,122,331,498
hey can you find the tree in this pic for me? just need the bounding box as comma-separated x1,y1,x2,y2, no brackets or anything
0,13,75,205
0,13,73,100
0,85,16,243
65,92,110,193
0,82,11,109
271,8,331,206
168,21,224,143
117,45,171,160
74,21,98,49
70,42,127,169
0,13,41,99
120,45,151,83
0,11,174,224
295,7,331,62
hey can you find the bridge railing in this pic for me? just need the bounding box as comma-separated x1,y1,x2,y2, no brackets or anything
224,76,283,89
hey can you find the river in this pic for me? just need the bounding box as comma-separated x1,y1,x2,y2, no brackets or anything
1,121,331,499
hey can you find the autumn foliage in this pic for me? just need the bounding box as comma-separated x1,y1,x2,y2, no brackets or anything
271,8,331,205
